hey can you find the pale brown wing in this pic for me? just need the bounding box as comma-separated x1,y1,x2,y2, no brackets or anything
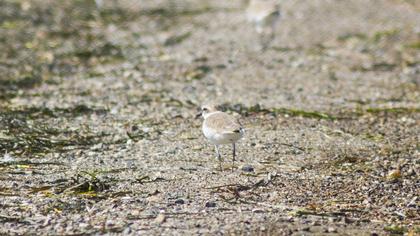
204,112,242,134
247,0,279,19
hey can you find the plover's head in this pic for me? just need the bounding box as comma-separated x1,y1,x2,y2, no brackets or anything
200,105,218,119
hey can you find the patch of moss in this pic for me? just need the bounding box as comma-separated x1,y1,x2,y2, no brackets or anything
372,29,400,42
273,108,335,120
71,171,110,194
291,209,345,217
306,43,328,55
221,103,336,120
362,133,384,142
404,41,420,49
1,20,26,30
337,32,368,42
0,74,42,90
332,155,363,167
97,5,214,25
351,62,398,72
384,225,407,235
343,106,420,119
0,105,109,157
164,32,192,46
220,103,420,121
1,105,108,119
365,107,420,114
140,6,213,17
272,46,299,52
69,42,124,61
184,65,212,80
0,160,64,167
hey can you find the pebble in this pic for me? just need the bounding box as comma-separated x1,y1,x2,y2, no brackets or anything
406,168,416,176
310,221,321,226
175,199,185,205
154,214,166,224
205,202,216,208
301,226,310,232
387,169,401,180
251,208,264,213
328,227,337,233
90,143,103,151
241,165,255,172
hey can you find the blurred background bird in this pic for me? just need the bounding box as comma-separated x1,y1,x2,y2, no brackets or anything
95,0,104,9
245,0,281,50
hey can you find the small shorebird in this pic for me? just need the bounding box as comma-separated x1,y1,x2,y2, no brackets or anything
199,105,245,170
246,0,281,50
95,0,104,8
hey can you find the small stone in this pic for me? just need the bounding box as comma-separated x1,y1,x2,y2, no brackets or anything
407,196,417,207
90,143,103,151
147,195,162,203
310,221,321,226
205,201,216,208
406,168,416,176
192,146,202,151
301,226,310,232
328,227,337,233
286,216,294,222
122,227,132,234
105,219,115,227
175,199,185,205
2,152,14,162
241,165,254,172
342,217,355,224
154,214,166,224
252,208,264,213
387,169,401,180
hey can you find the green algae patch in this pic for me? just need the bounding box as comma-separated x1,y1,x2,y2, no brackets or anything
365,107,420,114
164,32,192,46
384,225,407,235
0,105,109,157
372,29,400,43
404,40,420,50
222,103,337,120
1,105,108,119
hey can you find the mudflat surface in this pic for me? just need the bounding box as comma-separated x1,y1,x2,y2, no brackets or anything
0,0,419,235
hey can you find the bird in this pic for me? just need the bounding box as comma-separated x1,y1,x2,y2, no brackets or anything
95,0,104,9
199,105,245,170
246,0,281,50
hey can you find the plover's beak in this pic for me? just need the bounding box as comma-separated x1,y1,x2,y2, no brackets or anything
195,112,202,119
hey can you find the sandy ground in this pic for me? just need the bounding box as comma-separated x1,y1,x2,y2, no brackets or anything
0,0,419,235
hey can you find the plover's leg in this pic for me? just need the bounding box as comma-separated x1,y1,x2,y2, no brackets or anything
215,145,222,170
232,143,236,162
215,145,221,159
232,143,236,171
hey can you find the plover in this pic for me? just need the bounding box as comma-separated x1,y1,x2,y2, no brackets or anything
95,0,104,8
246,0,281,49
199,105,244,170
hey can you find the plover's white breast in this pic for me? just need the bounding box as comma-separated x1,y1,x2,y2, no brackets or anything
202,111,244,145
